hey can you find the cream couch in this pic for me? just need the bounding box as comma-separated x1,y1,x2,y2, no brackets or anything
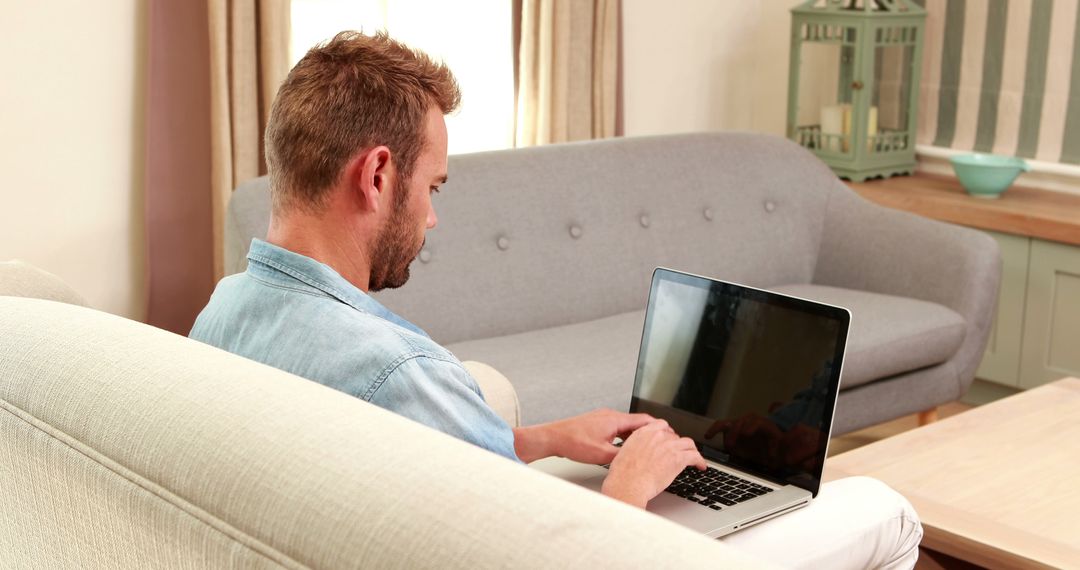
0,290,771,568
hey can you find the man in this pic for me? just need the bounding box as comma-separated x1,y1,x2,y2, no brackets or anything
193,32,922,567
191,31,702,509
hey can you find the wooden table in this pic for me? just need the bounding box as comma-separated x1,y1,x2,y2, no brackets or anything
825,377,1080,569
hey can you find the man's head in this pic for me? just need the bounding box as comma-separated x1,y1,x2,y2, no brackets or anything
265,31,460,291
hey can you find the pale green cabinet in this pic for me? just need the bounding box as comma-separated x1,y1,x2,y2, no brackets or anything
1018,239,1080,388
976,232,1080,389
976,232,1030,386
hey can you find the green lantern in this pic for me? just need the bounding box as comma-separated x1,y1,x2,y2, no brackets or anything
787,0,926,181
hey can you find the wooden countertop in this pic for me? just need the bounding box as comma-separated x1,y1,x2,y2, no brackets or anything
846,174,1080,246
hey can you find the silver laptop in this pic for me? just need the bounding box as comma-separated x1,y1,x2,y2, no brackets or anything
535,267,850,538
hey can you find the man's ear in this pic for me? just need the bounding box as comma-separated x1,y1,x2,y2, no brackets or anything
345,146,393,212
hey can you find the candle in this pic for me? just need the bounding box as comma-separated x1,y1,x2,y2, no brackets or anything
821,105,845,152
820,103,878,153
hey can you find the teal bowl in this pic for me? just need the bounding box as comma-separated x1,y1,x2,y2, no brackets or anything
949,154,1030,199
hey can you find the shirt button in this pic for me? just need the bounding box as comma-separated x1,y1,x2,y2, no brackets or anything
569,224,583,239
764,200,777,213
703,207,714,221
639,214,651,228
418,249,432,263
496,236,510,250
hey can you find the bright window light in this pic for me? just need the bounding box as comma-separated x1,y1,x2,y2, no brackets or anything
290,0,515,155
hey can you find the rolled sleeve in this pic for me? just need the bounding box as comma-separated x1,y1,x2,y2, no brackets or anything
368,355,520,462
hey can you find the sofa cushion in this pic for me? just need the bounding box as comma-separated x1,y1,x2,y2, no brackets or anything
447,311,646,426
770,284,966,390
447,285,966,426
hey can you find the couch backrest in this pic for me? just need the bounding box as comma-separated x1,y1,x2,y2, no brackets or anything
226,132,843,344
0,297,767,569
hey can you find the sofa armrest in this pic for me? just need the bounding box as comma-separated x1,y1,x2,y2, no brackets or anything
463,360,521,428
0,260,87,307
813,187,1002,396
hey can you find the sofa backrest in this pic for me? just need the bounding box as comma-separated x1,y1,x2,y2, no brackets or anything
0,297,767,569
226,132,843,344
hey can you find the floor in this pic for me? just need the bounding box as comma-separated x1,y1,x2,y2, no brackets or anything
827,402,979,570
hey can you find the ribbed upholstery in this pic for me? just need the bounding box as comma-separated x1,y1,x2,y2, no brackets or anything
223,132,1001,434
0,297,768,568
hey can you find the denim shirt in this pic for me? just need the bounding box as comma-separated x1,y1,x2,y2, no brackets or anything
190,239,519,462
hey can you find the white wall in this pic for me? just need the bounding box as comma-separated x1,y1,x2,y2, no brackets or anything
0,1,147,319
622,1,795,137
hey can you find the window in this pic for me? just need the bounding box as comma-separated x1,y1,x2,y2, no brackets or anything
290,0,515,155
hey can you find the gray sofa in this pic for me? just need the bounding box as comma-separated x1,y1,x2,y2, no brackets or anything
226,132,1001,435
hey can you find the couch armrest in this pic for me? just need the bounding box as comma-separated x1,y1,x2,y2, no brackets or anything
813,187,1002,396
0,260,87,307
463,360,521,428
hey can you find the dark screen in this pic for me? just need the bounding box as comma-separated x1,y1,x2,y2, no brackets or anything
630,269,849,496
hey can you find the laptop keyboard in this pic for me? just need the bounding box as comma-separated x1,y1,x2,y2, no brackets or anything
665,466,774,510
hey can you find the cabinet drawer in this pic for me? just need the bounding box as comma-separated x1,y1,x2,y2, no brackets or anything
976,231,1030,387
1019,239,1080,389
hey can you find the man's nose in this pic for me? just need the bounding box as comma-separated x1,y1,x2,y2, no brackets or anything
427,206,438,229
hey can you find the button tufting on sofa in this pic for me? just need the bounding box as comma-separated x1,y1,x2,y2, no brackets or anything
639,214,650,228
569,225,583,239
496,236,510,251
764,200,777,213
703,207,714,221
418,249,432,263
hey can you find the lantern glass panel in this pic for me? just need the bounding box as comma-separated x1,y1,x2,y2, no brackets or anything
869,27,918,155
793,23,859,157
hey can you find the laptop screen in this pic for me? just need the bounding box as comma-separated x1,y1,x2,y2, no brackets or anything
630,268,849,496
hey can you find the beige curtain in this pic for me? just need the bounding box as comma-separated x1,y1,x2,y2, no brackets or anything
208,0,290,280
515,0,620,147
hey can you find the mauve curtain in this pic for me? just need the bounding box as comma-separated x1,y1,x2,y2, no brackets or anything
514,0,622,147
145,0,214,335
208,0,290,281
144,0,289,335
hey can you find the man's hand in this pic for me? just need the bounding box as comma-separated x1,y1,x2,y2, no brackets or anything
600,420,707,508
513,408,655,464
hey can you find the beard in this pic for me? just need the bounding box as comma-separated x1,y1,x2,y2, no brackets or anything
368,184,424,292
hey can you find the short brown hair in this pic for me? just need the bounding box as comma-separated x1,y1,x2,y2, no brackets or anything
265,31,460,214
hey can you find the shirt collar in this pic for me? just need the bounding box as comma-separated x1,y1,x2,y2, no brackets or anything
245,238,430,338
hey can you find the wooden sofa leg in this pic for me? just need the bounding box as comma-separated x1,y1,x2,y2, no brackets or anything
917,407,939,426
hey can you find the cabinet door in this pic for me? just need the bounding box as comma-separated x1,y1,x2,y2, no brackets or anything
976,232,1030,387
1019,239,1080,389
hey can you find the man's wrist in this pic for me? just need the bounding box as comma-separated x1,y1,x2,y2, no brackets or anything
512,424,556,463
600,472,648,508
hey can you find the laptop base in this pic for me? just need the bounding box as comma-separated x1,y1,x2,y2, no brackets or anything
532,457,811,538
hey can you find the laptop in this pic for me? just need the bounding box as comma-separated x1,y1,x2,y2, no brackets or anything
534,267,850,538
